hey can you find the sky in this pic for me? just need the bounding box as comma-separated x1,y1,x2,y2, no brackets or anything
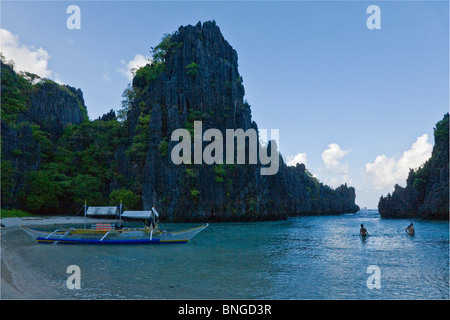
1,0,449,208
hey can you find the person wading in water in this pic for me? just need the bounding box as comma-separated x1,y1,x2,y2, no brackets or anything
405,223,415,235
360,224,369,237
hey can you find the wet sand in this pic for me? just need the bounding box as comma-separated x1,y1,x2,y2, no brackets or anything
1,216,114,299
1,258,29,299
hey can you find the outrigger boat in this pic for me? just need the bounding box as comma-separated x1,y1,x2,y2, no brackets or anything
21,204,208,245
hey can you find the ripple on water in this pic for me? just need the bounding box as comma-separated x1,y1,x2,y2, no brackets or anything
2,215,448,299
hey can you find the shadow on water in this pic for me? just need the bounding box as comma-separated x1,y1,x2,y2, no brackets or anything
360,235,369,244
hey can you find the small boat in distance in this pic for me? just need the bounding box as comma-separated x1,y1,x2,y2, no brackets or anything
21,204,208,245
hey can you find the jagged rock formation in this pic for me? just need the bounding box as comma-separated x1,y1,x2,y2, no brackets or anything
1,21,359,220
119,21,359,221
1,61,88,209
28,82,87,141
378,113,449,220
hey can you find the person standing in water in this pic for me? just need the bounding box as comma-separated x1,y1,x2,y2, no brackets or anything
360,224,369,237
405,223,415,235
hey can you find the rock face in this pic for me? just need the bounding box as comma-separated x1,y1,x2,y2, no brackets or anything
378,113,449,220
120,21,359,221
1,61,88,208
27,82,87,141
1,21,359,220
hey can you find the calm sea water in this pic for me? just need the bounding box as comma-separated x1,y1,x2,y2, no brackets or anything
2,210,449,299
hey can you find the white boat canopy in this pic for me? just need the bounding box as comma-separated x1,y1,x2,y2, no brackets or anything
121,208,159,219
86,206,119,216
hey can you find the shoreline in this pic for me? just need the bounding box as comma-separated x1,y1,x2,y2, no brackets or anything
2,214,448,300
1,257,28,299
1,215,117,229
1,216,115,300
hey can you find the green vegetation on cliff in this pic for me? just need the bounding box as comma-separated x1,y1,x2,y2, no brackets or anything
0,55,33,123
1,22,360,220
378,113,449,220
1,58,137,214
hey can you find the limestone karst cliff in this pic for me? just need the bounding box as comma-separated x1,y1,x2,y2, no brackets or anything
117,21,359,221
1,62,88,209
378,113,449,220
1,21,359,220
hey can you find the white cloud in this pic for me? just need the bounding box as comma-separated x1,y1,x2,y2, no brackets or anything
117,54,150,81
1,28,52,79
317,143,351,188
322,143,350,170
286,152,307,166
365,134,432,191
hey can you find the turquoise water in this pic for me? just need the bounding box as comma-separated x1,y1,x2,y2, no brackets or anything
2,210,449,299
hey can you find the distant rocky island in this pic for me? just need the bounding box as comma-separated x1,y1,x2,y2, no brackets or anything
1,21,359,221
378,113,449,220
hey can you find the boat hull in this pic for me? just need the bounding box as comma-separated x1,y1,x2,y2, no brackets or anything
21,224,208,245
35,237,187,244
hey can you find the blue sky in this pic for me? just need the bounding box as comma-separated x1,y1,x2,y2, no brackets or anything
1,0,448,208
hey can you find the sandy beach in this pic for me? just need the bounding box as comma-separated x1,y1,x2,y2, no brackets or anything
1,216,114,299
